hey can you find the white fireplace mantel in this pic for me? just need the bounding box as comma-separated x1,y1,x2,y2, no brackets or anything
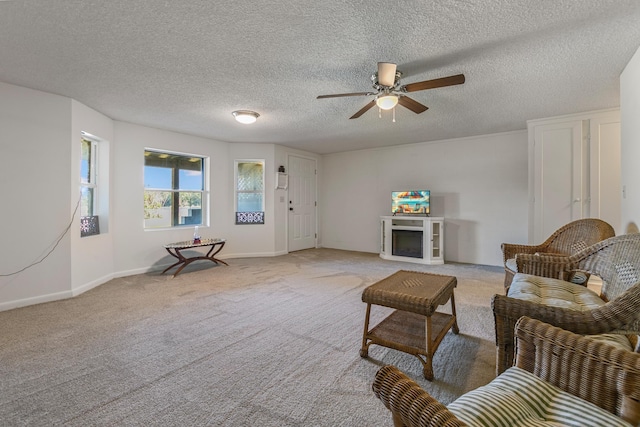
380,216,444,265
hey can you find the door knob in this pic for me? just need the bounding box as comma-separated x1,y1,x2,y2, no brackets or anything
289,207,294,211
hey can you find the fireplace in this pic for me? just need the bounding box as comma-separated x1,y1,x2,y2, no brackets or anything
392,230,423,258
380,216,444,265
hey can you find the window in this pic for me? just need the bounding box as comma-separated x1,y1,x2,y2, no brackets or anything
235,160,264,224
80,137,100,237
144,149,206,229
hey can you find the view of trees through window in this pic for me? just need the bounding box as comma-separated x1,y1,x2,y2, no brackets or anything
80,138,96,217
144,150,205,228
80,136,101,237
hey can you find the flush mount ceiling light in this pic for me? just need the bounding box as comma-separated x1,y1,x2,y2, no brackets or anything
232,110,260,124
375,93,398,110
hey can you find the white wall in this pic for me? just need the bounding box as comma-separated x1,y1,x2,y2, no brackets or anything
112,121,232,275
274,145,290,253
70,100,115,294
621,45,640,233
111,122,321,276
228,143,277,257
0,82,73,310
320,131,529,266
4,55,636,308
0,81,320,311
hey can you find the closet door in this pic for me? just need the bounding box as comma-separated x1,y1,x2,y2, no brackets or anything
532,120,585,242
590,114,621,233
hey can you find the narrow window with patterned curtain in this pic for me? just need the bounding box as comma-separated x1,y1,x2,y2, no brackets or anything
235,160,265,224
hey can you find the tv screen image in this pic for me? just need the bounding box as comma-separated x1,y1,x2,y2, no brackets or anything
392,190,430,215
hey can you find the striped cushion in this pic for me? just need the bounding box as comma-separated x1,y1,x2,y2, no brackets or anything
448,367,632,426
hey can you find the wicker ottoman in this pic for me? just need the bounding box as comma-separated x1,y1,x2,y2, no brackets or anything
360,270,458,380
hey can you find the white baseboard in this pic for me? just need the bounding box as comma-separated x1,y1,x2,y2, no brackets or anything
71,273,116,296
221,251,286,258
0,250,289,312
0,290,73,312
112,266,158,277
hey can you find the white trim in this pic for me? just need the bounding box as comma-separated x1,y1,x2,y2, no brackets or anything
71,272,115,296
80,137,98,217
143,148,208,229
0,290,73,312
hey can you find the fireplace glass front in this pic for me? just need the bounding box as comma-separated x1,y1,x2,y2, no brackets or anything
392,230,423,259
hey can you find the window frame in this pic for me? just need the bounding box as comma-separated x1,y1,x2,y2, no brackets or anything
80,137,98,216
234,159,265,225
143,148,208,230
80,136,101,237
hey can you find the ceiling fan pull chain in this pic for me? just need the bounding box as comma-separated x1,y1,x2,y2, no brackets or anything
392,107,396,123
378,107,382,119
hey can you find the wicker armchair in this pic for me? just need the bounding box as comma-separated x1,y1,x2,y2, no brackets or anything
372,317,640,427
501,218,615,290
493,233,640,375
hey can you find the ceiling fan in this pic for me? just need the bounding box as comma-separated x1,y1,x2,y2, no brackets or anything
317,62,465,119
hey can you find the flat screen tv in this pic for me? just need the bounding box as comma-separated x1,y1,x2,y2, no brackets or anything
392,190,430,215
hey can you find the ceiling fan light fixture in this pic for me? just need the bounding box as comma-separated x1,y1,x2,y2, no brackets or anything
376,94,398,110
232,110,260,124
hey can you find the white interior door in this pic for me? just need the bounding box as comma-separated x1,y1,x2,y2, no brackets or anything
590,115,622,234
288,155,317,252
533,120,584,242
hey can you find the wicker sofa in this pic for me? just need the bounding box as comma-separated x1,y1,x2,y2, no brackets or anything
372,317,640,427
493,233,640,375
501,218,615,290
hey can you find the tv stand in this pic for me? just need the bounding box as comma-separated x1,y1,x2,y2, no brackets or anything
393,212,429,217
380,216,444,265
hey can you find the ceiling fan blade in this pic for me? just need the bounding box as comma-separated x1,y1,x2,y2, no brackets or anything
378,62,397,87
349,100,376,119
317,92,374,99
398,96,429,114
403,74,465,93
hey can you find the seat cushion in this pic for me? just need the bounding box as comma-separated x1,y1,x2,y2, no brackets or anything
508,274,633,351
448,367,632,427
509,273,603,309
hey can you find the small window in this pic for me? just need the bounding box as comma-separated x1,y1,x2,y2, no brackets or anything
235,160,264,224
144,149,206,229
80,137,100,237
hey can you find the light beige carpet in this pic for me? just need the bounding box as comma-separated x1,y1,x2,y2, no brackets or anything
0,248,504,426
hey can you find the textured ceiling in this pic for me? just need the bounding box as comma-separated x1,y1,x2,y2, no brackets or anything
1,1,640,154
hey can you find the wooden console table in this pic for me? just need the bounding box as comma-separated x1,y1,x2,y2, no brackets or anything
162,238,228,277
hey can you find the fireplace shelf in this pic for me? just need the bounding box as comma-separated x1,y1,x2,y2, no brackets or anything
379,216,444,265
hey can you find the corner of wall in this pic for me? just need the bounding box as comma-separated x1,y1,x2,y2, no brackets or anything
620,45,640,234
